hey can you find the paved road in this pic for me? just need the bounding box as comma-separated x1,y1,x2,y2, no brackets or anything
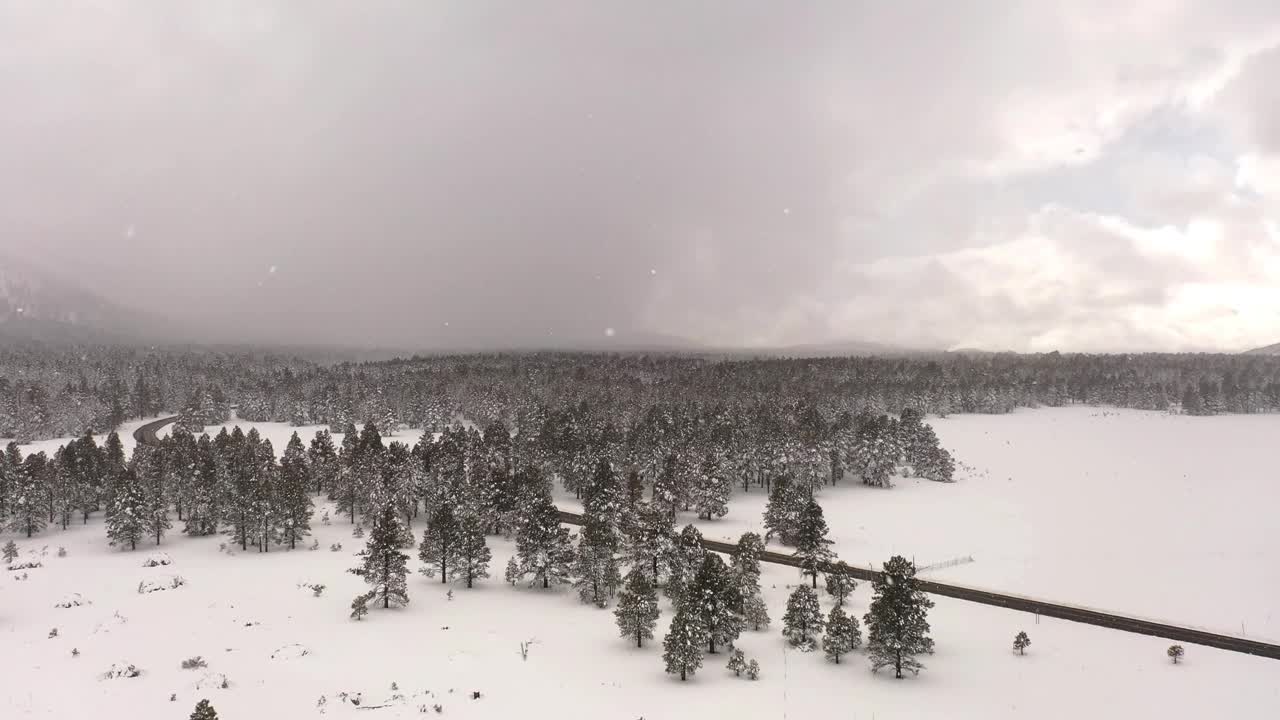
135,416,1277,660
558,508,1280,661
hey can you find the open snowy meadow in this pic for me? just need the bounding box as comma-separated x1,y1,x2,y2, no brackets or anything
3,408,1278,719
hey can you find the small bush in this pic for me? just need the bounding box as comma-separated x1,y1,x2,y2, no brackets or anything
103,662,143,679
57,546,67,558
181,656,208,670
142,552,174,568
330,543,343,552
7,559,42,571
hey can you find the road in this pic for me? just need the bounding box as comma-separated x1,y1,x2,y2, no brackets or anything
135,415,1279,660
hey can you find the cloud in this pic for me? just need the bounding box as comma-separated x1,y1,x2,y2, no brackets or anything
1,2,1279,350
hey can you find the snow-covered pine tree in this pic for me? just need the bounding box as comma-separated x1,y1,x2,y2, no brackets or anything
184,435,223,536
7,449,46,537
825,560,856,606
336,422,362,523
864,555,934,678
650,453,682,523
514,491,575,588
504,556,520,586
782,584,824,650
419,500,459,582
350,505,410,609
746,659,760,680
664,523,707,604
726,648,747,677
2,540,18,565
621,502,673,586
687,553,742,654
106,468,147,550
662,603,708,681
1013,631,1030,655
1167,644,1184,664
278,433,314,549
101,431,127,513
794,496,835,587
134,446,171,545
165,427,198,522
691,452,730,521
614,568,660,647
448,510,491,588
743,589,771,631
573,511,622,607
307,429,340,496
823,604,861,663
189,698,218,720
762,473,804,544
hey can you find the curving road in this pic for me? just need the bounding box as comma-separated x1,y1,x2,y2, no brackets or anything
134,415,1278,660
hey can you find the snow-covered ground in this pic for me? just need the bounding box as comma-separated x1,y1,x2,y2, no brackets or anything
1,416,165,461
3,407,1278,718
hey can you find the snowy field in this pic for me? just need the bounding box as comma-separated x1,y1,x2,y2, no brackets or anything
3,407,1278,719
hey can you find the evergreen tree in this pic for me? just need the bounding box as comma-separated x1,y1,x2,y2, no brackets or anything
139,448,172,545
823,604,861,663
825,561,856,607
350,505,410,609
8,450,46,537
189,699,218,720
662,603,708,681
2,540,18,565
449,510,491,588
308,429,340,495
794,496,834,587
687,553,742,654
278,433,314,549
691,452,730,521
864,555,934,678
223,429,258,551
782,585,824,649
726,648,747,677
743,589,771,631
1013,631,1030,655
184,435,223,536
664,524,706,604
573,511,623,607
762,474,804,544
101,431,127,513
106,468,147,551
621,502,673,586
1167,644,1184,664
514,491,575,588
504,556,521,586
419,501,459,582
614,568,660,647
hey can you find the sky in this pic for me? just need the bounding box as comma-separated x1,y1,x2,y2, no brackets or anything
2,1,1280,353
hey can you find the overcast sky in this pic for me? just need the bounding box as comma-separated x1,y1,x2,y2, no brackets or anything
3,1,1280,352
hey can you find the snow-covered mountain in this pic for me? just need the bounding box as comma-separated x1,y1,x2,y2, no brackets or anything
0,251,159,343
1244,342,1280,355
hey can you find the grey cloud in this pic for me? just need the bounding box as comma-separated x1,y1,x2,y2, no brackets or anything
2,2,1278,350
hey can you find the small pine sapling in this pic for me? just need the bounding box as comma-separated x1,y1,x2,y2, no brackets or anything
825,561,856,607
726,648,747,677
823,604,862,663
782,585,824,650
744,590,771,631
189,698,218,719
2,541,18,565
746,659,760,680
1167,644,1184,664
1013,631,1030,655
504,557,521,586
350,591,372,620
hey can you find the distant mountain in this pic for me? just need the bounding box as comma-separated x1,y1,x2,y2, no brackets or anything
0,252,168,344
723,338,932,358
1244,342,1280,355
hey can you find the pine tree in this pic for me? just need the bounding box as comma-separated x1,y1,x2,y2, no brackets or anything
136,447,171,545
746,659,760,680
662,603,708,681
726,648,747,677
573,511,622,607
1013,631,1030,655
614,569,660,647
8,449,46,537
278,433,314,549
189,698,218,720
419,501,459,582
184,435,223,536
825,561,856,607
688,553,742,654
621,502,673,586
730,531,765,614
762,474,805,544
504,556,521,586
864,555,934,678
449,510,491,588
691,452,730,521
823,604,861,663
665,523,706,604
743,589,771,631
350,505,410,609
106,468,147,551
794,496,834,587
2,540,18,565
1167,644,1184,664
514,492,575,588
782,584,824,649
308,429,340,496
